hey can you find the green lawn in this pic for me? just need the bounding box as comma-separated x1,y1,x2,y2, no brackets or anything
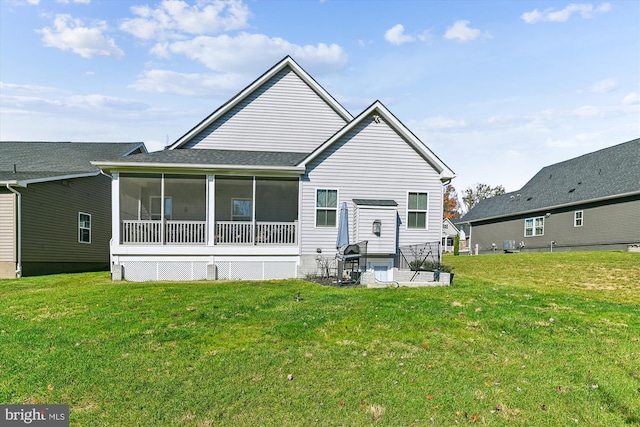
1,251,639,426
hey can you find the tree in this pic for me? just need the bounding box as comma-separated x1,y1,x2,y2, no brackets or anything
462,183,506,212
443,184,461,219
453,233,460,256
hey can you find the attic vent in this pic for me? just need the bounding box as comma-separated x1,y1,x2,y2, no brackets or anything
526,197,533,201
549,173,553,179
569,188,576,193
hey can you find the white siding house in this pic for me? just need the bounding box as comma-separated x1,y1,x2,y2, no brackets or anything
93,56,455,283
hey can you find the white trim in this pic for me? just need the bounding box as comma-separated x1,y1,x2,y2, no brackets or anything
168,56,352,150
298,101,455,181
524,216,545,237
574,210,584,227
406,190,429,230
0,171,100,188
315,188,339,228
78,212,91,244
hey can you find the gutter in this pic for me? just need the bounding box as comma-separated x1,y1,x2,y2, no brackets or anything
5,184,22,278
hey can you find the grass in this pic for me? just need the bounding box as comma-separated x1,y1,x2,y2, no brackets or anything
0,251,639,426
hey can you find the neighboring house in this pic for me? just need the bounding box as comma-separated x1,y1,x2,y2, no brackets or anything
442,218,459,252
459,138,640,254
93,56,455,282
0,142,146,278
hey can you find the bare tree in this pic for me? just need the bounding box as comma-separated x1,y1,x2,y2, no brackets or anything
462,183,506,212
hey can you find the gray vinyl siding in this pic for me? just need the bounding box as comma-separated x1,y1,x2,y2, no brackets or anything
300,113,443,256
183,69,348,153
0,192,16,262
354,206,397,254
470,197,640,253
20,175,112,266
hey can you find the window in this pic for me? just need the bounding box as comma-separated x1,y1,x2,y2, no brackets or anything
232,198,252,221
574,210,583,227
79,212,91,243
150,196,172,220
316,189,338,227
524,216,544,237
407,192,428,229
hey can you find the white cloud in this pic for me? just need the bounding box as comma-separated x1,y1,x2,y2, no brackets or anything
622,92,639,105
38,14,124,58
151,32,347,75
422,115,468,130
0,82,58,93
545,132,601,148
443,20,485,42
522,3,611,24
56,0,91,3
129,69,247,97
588,78,618,93
1,92,147,112
120,0,250,40
384,24,415,45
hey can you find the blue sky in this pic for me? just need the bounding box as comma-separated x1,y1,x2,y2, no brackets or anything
1,0,638,194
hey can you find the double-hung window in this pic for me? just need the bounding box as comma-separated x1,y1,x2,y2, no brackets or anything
407,192,428,229
524,216,544,237
79,212,91,243
574,211,583,227
316,189,338,227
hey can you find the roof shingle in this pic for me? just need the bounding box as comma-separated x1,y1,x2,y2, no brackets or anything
461,138,640,222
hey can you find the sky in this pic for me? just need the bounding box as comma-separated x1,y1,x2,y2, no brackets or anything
1,0,638,195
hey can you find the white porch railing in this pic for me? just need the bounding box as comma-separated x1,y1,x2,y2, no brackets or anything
122,220,297,245
255,221,297,245
216,221,253,245
216,221,297,245
122,220,206,244
165,221,207,244
122,220,161,244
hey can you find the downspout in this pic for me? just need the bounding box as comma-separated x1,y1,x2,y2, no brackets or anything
6,184,22,278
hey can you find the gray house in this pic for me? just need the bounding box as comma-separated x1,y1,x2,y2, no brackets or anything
93,56,455,283
0,142,146,278
459,138,640,254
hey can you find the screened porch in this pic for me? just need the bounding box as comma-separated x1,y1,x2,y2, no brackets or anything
118,174,299,246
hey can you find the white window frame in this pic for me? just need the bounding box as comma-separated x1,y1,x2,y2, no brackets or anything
574,210,584,227
524,216,544,237
407,191,429,230
78,212,91,244
315,188,338,228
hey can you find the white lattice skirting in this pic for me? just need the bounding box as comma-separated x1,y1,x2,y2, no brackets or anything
117,259,297,281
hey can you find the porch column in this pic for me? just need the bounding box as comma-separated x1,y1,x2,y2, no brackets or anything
207,175,215,246
112,172,120,246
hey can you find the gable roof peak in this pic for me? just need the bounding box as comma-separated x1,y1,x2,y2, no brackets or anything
168,56,353,150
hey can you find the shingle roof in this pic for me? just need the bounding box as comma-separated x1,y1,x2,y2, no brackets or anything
0,141,144,183
460,138,640,222
104,148,310,167
353,199,398,206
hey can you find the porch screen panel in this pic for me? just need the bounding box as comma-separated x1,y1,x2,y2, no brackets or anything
255,177,298,222
215,177,253,221
120,174,162,221
165,175,207,244
119,174,162,244
164,175,206,221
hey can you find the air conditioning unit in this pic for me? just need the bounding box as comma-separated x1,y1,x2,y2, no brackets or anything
503,240,518,253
